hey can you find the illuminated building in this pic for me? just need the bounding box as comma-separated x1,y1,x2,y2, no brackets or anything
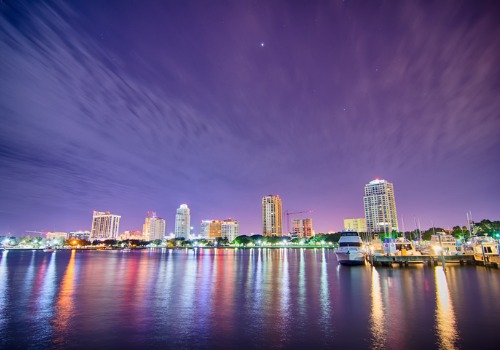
46,232,68,240
292,218,314,238
262,194,283,236
149,213,166,241
363,179,399,233
221,219,239,242
69,230,91,240
344,218,367,232
118,230,144,241
142,211,166,241
200,220,211,238
90,210,121,240
175,204,191,239
207,220,222,239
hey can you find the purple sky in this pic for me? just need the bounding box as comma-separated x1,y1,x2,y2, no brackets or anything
1,0,499,236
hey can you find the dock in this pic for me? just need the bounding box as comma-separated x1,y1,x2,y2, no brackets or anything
366,253,500,268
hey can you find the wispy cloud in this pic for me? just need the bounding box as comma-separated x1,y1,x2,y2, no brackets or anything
1,0,499,232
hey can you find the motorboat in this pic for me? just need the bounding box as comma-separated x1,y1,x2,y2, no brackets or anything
467,235,499,262
367,234,384,256
43,248,55,252
429,232,459,256
335,231,366,265
393,238,421,256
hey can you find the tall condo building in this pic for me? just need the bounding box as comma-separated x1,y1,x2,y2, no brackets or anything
200,220,211,238
175,204,191,239
262,195,283,236
90,210,121,241
142,211,166,241
292,218,314,238
363,179,399,233
344,218,367,232
221,219,239,242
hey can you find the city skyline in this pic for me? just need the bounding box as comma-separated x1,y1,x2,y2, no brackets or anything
1,1,499,235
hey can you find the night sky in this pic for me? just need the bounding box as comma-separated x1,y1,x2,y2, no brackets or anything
1,0,499,235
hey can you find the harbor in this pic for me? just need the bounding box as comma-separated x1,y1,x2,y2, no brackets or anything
335,230,500,269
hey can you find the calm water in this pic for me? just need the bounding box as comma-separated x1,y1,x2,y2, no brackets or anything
1,248,499,349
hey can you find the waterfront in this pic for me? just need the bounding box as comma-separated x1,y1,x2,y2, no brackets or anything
1,249,499,349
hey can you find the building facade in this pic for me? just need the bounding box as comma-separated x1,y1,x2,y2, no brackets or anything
343,218,367,232
207,220,222,239
200,220,211,238
69,230,91,241
118,230,145,241
46,232,68,240
143,211,166,241
90,210,121,240
221,219,239,242
292,218,314,238
363,179,399,233
175,204,191,239
262,195,283,236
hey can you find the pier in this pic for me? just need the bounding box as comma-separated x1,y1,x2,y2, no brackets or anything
367,254,500,268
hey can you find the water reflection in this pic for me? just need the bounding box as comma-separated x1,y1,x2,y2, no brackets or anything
434,267,459,350
298,248,306,321
0,251,8,332
23,251,37,294
34,252,57,344
2,250,500,349
370,267,386,349
319,249,332,339
53,250,77,346
277,248,290,344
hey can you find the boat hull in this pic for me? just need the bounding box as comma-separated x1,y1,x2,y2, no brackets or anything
335,250,366,265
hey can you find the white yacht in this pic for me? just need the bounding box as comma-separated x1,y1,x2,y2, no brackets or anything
335,231,366,265
429,232,459,256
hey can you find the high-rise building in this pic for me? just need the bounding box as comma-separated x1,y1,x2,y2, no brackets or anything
143,212,153,240
262,195,283,236
343,218,367,232
221,219,239,242
175,204,191,239
90,210,121,241
143,211,166,241
363,179,399,233
207,220,222,239
292,218,314,238
200,220,211,238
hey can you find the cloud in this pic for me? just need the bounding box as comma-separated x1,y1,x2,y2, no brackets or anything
1,0,499,233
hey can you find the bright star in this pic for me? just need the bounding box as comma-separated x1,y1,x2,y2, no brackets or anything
260,42,265,47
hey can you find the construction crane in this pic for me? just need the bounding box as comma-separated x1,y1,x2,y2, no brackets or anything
285,210,313,235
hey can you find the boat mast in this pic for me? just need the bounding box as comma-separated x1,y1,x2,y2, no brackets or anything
402,216,406,240
418,218,422,242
